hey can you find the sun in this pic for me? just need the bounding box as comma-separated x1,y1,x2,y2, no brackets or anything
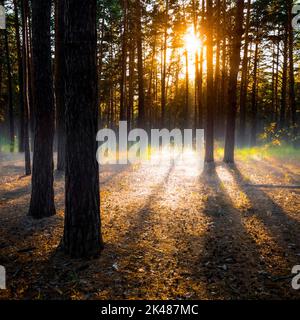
183,26,201,55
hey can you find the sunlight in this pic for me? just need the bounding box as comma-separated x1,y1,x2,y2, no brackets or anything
183,26,201,55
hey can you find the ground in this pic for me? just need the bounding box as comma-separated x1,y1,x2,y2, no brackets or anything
0,150,300,300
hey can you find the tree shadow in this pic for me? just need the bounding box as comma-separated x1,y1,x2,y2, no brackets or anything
182,163,296,299
226,163,300,255
257,160,300,185
18,161,175,299
0,185,31,204
100,164,131,186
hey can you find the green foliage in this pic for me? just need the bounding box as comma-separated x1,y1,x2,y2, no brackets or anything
259,123,300,146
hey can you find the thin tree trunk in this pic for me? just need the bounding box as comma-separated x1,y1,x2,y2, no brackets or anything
274,34,280,124
224,0,245,163
4,22,14,152
214,0,221,138
250,39,259,146
205,0,214,163
128,34,135,131
287,0,297,140
239,0,251,146
185,50,189,128
120,0,127,122
21,0,31,175
136,0,145,128
161,0,168,128
55,0,66,171
28,0,55,218
280,25,288,130
13,0,25,153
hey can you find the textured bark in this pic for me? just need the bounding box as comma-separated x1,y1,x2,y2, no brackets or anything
185,50,189,128
63,0,103,258
219,0,228,138
21,0,31,175
250,40,259,146
224,0,245,163
119,0,127,122
13,0,25,153
4,24,15,153
287,0,297,138
28,0,55,218
280,26,288,130
205,0,214,163
214,0,221,137
26,2,35,151
136,1,145,128
55,0,66,171
161,0,169,128
128,34,135,131
274,35,280,124
239,0,251,146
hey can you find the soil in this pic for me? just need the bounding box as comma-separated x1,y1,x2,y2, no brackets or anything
0,152,300,299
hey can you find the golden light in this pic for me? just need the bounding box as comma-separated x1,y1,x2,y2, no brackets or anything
183,26,201,55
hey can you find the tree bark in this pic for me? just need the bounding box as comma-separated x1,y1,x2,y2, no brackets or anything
63,0,103,258
28,0,55,218
250,39,259,146
287,0,297,140
21,0,31,175
119,0,128,122
280,24,288,130
4,19,15,152
136,1,145,128
205,0,214,163
239,0,251,146
13,0,25,153
55,0,66,171
161,0,169,128
224,0,245,163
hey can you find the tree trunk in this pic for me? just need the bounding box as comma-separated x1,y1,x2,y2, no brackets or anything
21,0,31,175
28,0,55,218
128,33,135,131
119,0,127,122
136,1,145,128
274,33,280,124
280,25,288,130
250,39,259,146
13,0,25,153
214,0,221,138
239,0,251,146
185,50,189,128
287,0,297,140
224,0,245,163
161,0,169,128
63,0,103,258
4,22,15,152
205,0,214,163
55,0,66,171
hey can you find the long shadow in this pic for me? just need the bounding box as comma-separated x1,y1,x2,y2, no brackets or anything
100,164,131,186
245,184,300,189
258,160,300,185
0,185,31,204
183,164,293,299
99,161,176,298
226,163,300,255
18,162,175,299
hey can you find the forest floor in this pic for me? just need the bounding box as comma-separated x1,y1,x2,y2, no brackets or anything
0,150,300,300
